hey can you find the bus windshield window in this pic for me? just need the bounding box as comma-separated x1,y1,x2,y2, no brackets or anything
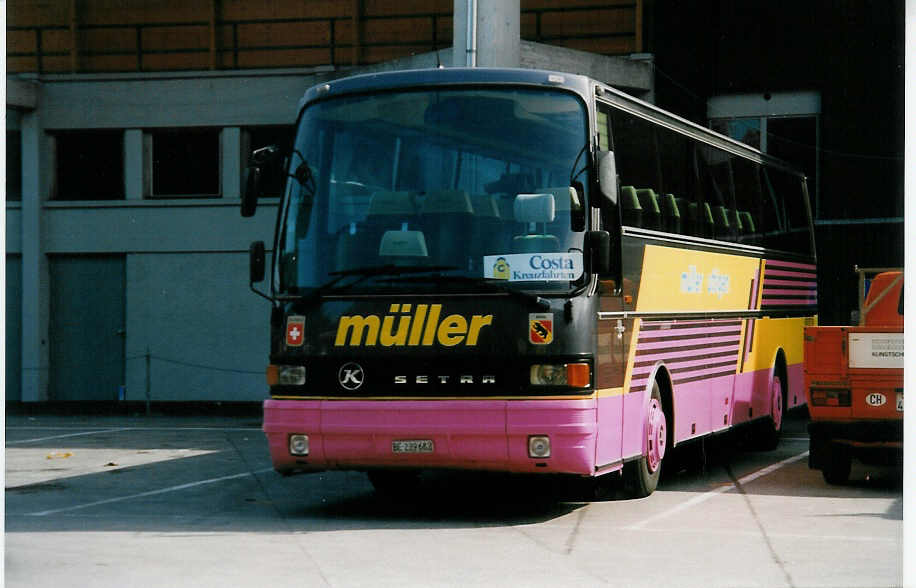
277,88,589,295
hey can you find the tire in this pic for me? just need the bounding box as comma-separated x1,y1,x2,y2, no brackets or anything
624,380,667,498
367,470,421,496
756,369,785,451
822,447,851,485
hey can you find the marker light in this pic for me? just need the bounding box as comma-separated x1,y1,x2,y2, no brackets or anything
267,365,306,386
811,388,851,407
529,363,590,387
528,435,551,458
289,434,310,456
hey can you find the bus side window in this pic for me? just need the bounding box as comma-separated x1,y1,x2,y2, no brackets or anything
606,107,661,228
732,158,763,246
759,167,787,250
764,166,812,255
656,125,700,235
697,144,738,242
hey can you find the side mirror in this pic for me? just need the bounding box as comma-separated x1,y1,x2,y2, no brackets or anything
249,241,266,283
596,150,618,206
570,182,586,232
241,145,281,218
587,230,612,275
241,166,261,217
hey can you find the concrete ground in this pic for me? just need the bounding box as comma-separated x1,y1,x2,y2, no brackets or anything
4,409,904,588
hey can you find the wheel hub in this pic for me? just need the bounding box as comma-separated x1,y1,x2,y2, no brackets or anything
646,397,667,473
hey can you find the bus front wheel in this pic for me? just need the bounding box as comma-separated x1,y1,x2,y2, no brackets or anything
625,380,667,498
368,470,421,496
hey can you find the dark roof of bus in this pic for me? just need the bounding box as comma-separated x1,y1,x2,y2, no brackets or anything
297,67,804,178
298,67,593,110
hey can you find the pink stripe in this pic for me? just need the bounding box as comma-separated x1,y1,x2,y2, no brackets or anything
762,288,817,296
671,364,737,381
748,267,760,311
634,344,741,365
630,377,649,391
761,298,817,306
763,278,817,287
669,357,738,373
764,269,817,279
634,358,737,380
638,334,741,351
639,325,742,339
765,260,816,270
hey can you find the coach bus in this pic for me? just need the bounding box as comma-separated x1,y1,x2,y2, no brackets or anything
241,68,816,497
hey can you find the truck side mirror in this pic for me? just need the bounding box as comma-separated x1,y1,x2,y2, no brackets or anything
249,241,266,283
596,150,618,206
587,230,612,275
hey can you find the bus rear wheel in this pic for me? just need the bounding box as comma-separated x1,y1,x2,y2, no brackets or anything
757,369,785,451
625,380,667,498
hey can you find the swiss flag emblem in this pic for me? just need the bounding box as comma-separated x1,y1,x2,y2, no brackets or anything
286,316,305,347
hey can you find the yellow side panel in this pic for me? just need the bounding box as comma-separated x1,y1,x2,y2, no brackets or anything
744,317,808,372
636,245,760,312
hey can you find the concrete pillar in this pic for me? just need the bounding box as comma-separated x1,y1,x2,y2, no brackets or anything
453,0,520,68
124,129,144,200
220,127,242,199
20,111,50,401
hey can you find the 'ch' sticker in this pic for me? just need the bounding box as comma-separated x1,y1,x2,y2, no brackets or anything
286,316,305,347
529,313,554,345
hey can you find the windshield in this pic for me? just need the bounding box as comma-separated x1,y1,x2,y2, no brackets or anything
276,87,590,296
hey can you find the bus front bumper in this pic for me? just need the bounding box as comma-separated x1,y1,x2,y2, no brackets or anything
263,397,597,476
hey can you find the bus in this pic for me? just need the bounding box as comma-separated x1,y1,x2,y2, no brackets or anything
241,68,816,498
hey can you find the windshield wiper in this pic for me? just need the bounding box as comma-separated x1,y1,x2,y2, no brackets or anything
377,274,550,310
281,265,458,304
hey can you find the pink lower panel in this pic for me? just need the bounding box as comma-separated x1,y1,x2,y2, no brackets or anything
786,362,804,408
733,370,768,425
263,398,597,475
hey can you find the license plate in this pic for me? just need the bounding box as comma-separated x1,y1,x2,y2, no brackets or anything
897,392,904,412
392,440,434,454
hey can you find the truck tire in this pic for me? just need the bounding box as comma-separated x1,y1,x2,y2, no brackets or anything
822,447,851,485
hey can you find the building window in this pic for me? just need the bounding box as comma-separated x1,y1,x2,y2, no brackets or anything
54,130,124,200
708,92,820,217
150,129,220,197
245,125,294,198
6,130,22,201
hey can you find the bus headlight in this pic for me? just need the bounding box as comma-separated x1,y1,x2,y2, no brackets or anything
529,363,590,387
528,435,551,458
289,434,310,456
267,365,306,386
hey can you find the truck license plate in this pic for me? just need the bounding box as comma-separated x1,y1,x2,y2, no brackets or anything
897,392,904,412
392,440,434,454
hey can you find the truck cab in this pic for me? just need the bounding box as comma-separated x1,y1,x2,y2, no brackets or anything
804,268,903,483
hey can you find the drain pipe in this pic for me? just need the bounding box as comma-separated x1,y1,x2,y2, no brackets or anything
465,0,477,67
453,0,519,68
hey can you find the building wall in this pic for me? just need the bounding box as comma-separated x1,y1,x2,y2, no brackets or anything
6,4,654,403
8,0,644,75
125,251,271,402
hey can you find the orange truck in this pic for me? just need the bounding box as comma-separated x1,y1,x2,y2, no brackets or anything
804,267,904,484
